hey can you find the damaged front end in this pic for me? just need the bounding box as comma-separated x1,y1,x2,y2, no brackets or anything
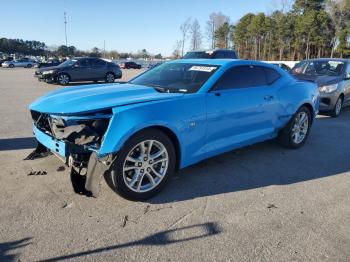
28,109,114,197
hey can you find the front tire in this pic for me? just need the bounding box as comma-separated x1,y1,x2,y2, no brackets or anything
9,64,14,68
330,96,343,117
110,129,176,200
278,106,311,149
57,73,70,85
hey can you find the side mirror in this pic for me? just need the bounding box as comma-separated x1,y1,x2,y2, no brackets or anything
74,64,79,68
345,73,350,80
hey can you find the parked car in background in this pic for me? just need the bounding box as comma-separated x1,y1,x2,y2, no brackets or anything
2,58,34,68
272,63,291,72
291,58,350,117
120,61,142,69
34,59,61,68
183,49,238,59
29,59,319,200
0,57,14,67
34,57,122,85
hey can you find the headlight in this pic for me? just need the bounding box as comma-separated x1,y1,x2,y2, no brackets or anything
319,84,337,93
49,111,112,145
42,70,55,75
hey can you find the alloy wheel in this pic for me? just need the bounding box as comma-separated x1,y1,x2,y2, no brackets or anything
106,73,115,83
122,140,169,193
291,112,309,144
58,74,69,85
335,97,342,116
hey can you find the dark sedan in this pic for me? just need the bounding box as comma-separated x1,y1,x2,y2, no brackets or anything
120,61,142,69
35,59,62,68
35,57,122,85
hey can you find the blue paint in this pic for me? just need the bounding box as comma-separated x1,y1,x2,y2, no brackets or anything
29,59,320,169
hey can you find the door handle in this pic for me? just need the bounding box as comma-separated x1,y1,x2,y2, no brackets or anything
264,95,274,101
214,92,221,97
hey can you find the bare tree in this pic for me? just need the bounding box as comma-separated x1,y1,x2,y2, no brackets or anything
190,19,203,50
269,0,293,13
180,18,192,57
172,40,182,59
206,12,230,49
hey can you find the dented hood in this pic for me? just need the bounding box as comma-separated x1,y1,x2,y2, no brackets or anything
30,83,184,114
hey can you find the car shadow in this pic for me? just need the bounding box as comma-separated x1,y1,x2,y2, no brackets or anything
146,108,350,204
316,106,350,120
0,237,31,262
39,223,221,262
0,137,36,151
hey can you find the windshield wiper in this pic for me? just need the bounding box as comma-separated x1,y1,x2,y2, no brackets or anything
147,84,169,93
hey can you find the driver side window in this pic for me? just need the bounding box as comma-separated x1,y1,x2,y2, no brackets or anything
76,59,90,67
215,66,267,90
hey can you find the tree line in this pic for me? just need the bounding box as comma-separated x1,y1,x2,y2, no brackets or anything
174,0,350,60
0,38,163,60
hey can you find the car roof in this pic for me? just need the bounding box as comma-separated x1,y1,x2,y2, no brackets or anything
301,58,349,63
168,59,277,67
72,57,101,60
187,49,236,53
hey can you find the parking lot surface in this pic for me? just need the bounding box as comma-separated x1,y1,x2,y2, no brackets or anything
0,68,349,262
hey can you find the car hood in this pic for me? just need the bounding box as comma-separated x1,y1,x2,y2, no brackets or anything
293,74,342,86
30,83,184,115
38,65,62,72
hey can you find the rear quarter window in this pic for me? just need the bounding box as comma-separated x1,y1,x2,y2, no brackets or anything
264,68,281,84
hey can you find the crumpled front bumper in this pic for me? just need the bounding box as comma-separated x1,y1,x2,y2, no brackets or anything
32,124,112,196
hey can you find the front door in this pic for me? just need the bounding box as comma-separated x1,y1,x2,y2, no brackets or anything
69,58,92,81
205,65,280,158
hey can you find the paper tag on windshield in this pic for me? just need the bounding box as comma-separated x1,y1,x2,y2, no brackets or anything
189,66,217,72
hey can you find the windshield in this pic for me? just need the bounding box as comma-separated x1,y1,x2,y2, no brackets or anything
58,59,77,67
292,60,344,76
183,51,214,59
129,63,219,93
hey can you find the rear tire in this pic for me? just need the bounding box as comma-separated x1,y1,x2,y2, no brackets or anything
278,106,311,149
109,129,176,201
330,96,343,117
26,64,32,68
105,72,115,83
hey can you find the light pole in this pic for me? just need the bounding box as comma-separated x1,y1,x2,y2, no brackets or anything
64,12,68,46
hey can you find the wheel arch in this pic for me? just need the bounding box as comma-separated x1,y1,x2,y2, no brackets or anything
122,125,182,171
301,102,315,123
56,71,71,78
106,71,116,77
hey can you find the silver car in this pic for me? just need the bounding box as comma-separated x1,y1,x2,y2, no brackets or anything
2,58,35,68
292,58,350,117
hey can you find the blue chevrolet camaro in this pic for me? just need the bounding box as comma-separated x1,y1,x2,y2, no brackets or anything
29,59,320,200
